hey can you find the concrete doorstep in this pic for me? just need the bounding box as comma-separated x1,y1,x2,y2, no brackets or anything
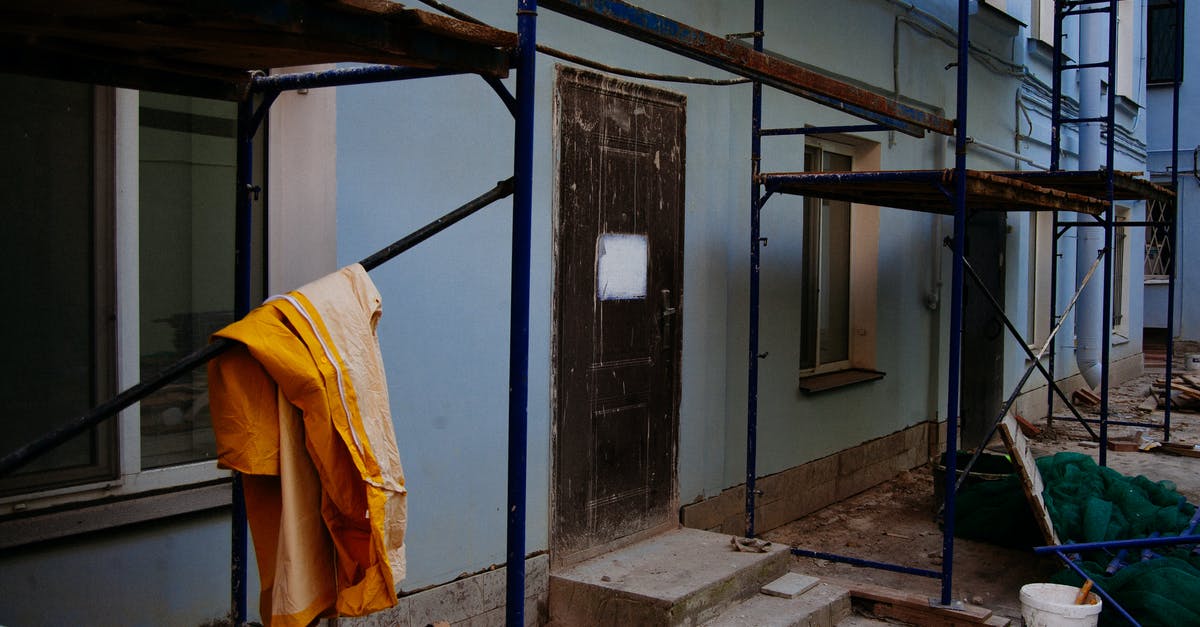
547,528,854,626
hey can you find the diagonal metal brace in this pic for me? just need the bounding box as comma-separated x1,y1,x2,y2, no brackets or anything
939,241,1104,498
961,258,1098,439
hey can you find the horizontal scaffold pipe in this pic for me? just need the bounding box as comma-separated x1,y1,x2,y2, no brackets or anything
0,178,516,477
538,0,953,137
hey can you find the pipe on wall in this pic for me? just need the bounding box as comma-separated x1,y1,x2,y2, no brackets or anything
1072,9,1108,389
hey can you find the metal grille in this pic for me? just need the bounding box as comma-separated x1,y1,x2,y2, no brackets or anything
1144,197,1174,277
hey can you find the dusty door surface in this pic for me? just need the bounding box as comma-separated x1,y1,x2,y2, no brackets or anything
552,67,685,562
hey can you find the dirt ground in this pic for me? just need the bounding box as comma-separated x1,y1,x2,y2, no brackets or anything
762,342,1200,624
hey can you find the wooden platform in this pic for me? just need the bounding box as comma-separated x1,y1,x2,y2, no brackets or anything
760,170,1110,216
0,0,516,99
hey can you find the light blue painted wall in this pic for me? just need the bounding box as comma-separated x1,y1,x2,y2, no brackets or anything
1147,1,1198,339
2,2,1157,624
333,0,1097,592
0,509,258,626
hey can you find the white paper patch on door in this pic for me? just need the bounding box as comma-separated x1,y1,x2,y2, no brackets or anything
596,233,647,300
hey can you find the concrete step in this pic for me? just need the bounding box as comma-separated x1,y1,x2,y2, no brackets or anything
703,580,852,627
549,528,791,626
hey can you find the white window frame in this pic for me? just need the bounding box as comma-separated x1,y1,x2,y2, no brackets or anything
1111,207,1131,340
1028,211,1054,350
798,136,880,379
1031,0,1056,45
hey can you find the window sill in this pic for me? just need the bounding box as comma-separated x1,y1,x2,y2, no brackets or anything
798,368,886,394
0,479,231,550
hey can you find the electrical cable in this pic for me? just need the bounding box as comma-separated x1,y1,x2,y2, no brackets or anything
415,0,750,86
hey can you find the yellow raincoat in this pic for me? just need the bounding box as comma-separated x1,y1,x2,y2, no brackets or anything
208,264,406,627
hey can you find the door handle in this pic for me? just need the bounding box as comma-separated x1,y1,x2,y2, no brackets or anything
659,289,677,354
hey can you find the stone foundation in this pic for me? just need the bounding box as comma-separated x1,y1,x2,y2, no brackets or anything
680,421,940,535
344,554,548,627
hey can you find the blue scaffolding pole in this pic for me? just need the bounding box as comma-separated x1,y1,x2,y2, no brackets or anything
936,0,971,606
507,1,537,625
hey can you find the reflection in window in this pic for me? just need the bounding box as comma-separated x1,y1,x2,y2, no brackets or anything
0,75,115,495
139,93,237,469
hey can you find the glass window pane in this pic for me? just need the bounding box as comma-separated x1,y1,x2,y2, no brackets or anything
801,146,852,371
139,93,236,469
820,198,851,364
0,75,114,494
1148,4,1179,84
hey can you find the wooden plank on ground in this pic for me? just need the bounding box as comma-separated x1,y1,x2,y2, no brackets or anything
828,578,996,626
998,413,1061,546
1160,442,1200,459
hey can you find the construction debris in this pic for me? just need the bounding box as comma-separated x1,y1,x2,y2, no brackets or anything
1150,375,1200,410
1072,388,1101,407
730,536,772,553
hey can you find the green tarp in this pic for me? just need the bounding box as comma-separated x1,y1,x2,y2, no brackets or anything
954,451,1199,626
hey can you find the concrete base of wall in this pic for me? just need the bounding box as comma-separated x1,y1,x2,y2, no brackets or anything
344,554,549,627
1012,352,1144,420
680,422,940,535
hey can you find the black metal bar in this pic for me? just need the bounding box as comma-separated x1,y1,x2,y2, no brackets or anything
1164,0,1184,442
483,76,519,118
792,549,942,579
947,253,1108,493
940,0,971,606
1069,418,1170,428
1056,221,1168,227
759,124,890,136
232,95,256,625
1061,6,1117,16
360,179,516,271
1062,61,1114,70
0,341,233,477
745,0,764,540
0,179,516,478
1046,0,1064,430
1057,116,1110,124
505,1,536,623
1099,0,1119,467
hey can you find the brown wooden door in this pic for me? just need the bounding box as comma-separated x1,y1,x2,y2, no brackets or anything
552,67,685,562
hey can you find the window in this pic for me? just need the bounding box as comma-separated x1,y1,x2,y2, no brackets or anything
1116,0,1136,99
1027,211,1055,350
0,75,259,512
1111,209,1129,336
797,138,879,385
1144,198,1174,278
800,146,852,372
0,75,115,496
1148,0,1181,84
1030,0,1056,45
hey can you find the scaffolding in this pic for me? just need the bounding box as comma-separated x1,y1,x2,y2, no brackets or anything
0,0,1187,625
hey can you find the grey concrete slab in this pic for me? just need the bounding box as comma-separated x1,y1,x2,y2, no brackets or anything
704,583,851,627
550,527,791,625
762,573,820,599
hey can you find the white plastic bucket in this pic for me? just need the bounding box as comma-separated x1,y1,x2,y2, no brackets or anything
1019,583,1102,627
1186,354,1200,372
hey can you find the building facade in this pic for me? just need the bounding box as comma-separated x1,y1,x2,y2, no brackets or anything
0,1,1158,624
